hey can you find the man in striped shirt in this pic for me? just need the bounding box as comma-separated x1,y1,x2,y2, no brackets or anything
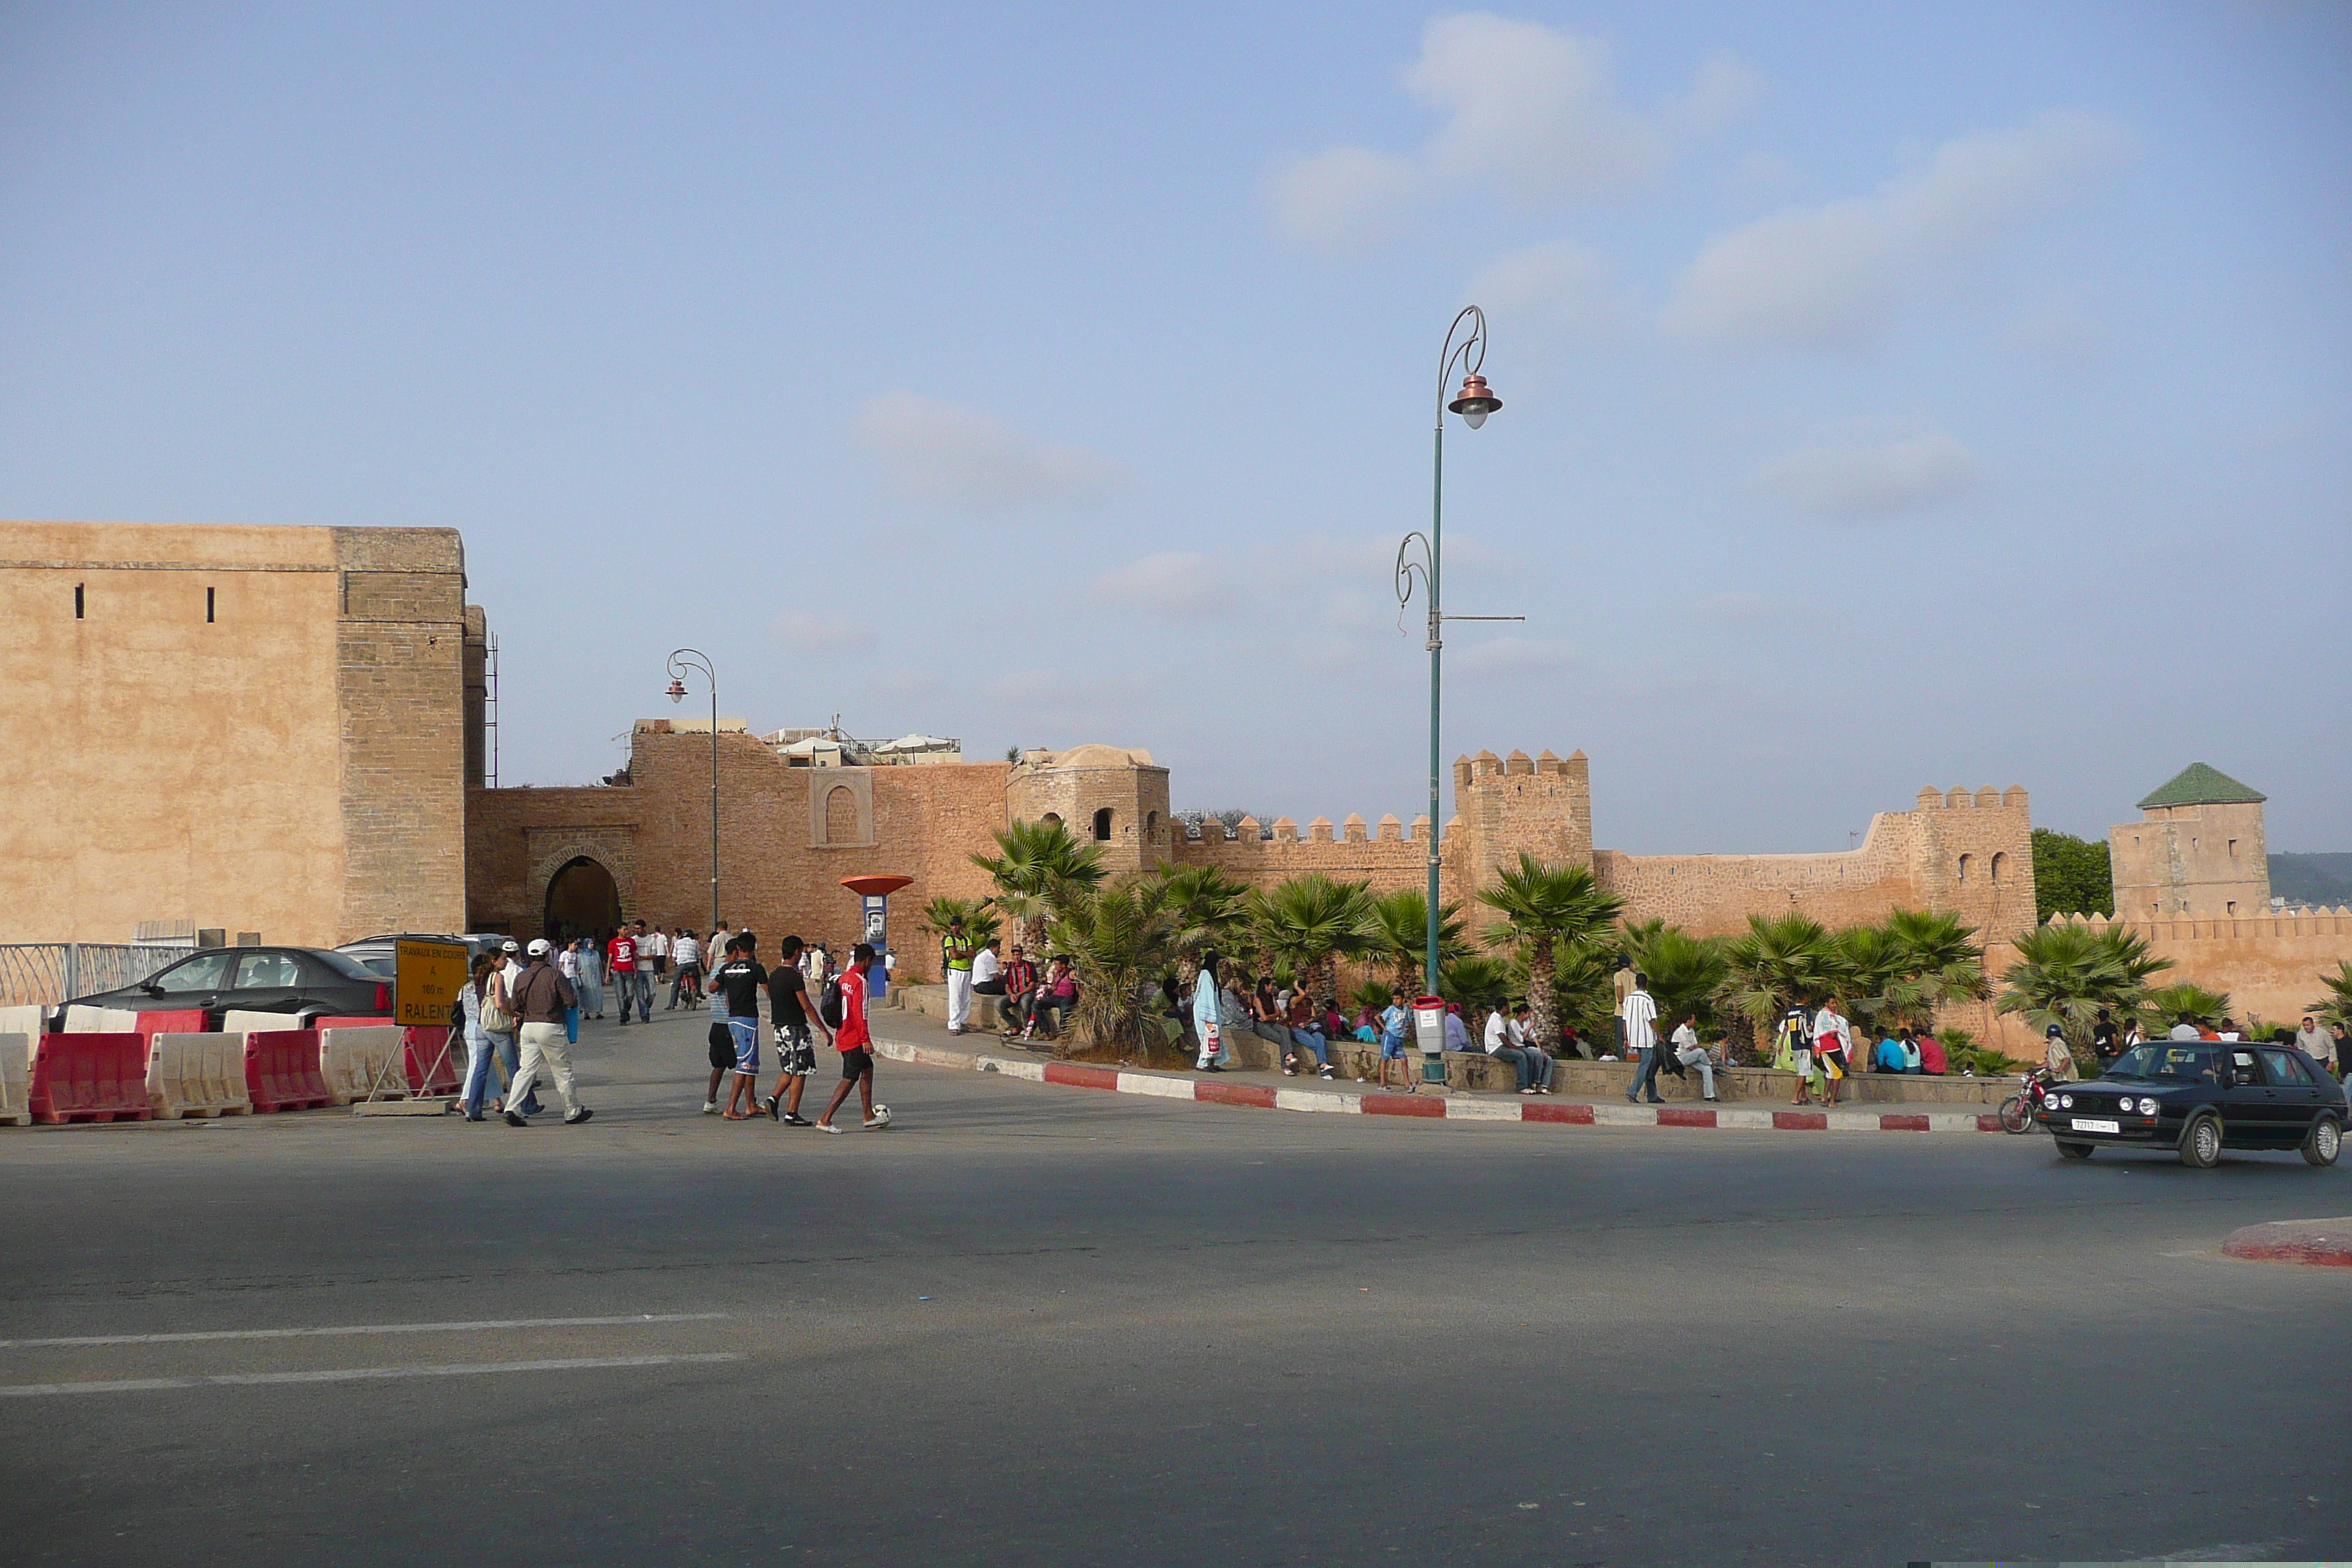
1621,973,1664,1104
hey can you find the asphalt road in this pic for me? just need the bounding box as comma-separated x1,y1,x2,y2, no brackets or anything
1,1006,2345,1567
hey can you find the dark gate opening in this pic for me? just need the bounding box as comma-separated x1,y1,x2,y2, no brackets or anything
544,856,622,942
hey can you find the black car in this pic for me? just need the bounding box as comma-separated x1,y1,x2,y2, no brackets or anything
2033,1039,2346,1167
56,946,392,1031
334,932,506,978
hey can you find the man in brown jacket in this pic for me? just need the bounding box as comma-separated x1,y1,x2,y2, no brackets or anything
505,938,592,1126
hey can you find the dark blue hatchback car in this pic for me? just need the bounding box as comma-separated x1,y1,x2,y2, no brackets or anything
2034,1039,2345,1167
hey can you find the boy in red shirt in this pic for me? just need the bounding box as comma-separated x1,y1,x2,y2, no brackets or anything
606,930,638,1027
815,943,884,1132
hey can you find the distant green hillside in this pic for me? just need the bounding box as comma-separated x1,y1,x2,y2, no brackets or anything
2271,852,2352,907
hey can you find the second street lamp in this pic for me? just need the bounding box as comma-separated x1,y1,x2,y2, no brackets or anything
1395,305,1520,1004
666,648,720,932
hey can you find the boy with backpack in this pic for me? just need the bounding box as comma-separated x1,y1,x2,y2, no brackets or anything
815,943,886,1132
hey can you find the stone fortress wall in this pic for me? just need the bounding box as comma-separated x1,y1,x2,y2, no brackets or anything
2043,908,2352,1036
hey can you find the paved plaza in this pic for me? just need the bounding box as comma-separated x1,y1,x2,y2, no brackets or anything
1,1003,2346,1566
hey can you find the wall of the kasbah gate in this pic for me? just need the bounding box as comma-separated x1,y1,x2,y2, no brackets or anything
0,520,469,946
465,726,1011,960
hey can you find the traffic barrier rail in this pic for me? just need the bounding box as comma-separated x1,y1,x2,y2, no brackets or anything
64,1005,137,1034
318,1026,405,1105
0,1032,29,1126
29,1033,153,1124
132,1009,208,1039
148,1033,253,1120
244,1030,331,1112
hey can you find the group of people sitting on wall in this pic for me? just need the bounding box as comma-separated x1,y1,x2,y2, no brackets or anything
949,935,1080,1042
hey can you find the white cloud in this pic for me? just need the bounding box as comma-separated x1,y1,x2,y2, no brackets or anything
1264,146,1425,252
1760,434,1984,520
1466,239,1625,344
769,609,872,650
1664,110,2133,352
1090,551,1237,619
1265,15,1757,253
854,391,1128,508
1451,637,1580,676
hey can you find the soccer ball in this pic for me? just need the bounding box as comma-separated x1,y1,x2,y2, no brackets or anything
867,1104,893,1129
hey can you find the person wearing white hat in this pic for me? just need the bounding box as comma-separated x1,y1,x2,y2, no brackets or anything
505,938,592,1126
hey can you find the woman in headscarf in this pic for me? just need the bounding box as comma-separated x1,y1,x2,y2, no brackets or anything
1191,951,1232,1073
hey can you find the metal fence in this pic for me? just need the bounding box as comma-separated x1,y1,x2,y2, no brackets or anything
0,944,184,1009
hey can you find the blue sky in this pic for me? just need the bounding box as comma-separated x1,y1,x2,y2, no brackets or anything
5,3,2347,853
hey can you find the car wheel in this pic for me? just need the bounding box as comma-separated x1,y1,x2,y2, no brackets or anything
2057,1139,2095,1161
2302,1115,2342,1169
2179,1111,2223,1169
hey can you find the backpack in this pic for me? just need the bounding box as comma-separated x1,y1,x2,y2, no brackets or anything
819,978,845,1030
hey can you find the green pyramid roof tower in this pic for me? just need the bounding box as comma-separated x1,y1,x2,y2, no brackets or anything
2136,763,2266,811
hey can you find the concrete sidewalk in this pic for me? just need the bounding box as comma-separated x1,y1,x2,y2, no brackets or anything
873,1004,2008,1137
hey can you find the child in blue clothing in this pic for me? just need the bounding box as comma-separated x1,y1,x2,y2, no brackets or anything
1375,992,1413,1090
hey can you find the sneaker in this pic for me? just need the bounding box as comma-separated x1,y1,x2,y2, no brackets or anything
1202,1063,1224,1073
1282,1066,1297,1077
565,1108,594,1126
814,1120,843,1134
503,1110,527,1127
761,1096,780,1122
782,1112,814,1127
702,1101,718,1115
1320,1067,1336,1080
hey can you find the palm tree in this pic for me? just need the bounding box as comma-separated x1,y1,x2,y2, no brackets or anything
1244,874,1377,1009
1877,908,1990,1030
1833,921,1906,1037
1439,954,1515,1015
917,896,999,973
970,818,1106,955
1365,888,1469,992
1141,864,1250,980
1995,922,2173,1052
1047,874,1178,1060
1720,913,1842,1033
1621,922,1729,1035
2143,981,2230,1028
2309,961,2352,1029
1477,856,1624,1058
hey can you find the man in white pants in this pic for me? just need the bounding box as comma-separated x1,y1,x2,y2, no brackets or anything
941,917,977,1035
505,939,592,1127
1670,1014,1718,1101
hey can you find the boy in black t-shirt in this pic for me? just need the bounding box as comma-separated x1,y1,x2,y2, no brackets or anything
759,935,831,1125
708,935,768,1120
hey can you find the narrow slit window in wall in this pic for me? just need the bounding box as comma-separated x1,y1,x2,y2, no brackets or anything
75,583,85,619
206,587,216,623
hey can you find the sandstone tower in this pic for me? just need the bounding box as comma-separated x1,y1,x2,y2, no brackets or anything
2109,763,2270,920
1005,745,1175,874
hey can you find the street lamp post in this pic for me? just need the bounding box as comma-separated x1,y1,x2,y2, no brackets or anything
666,649,720,932
1395,305,1514,998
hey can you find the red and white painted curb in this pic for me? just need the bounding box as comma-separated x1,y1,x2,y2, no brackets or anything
873,1039,2006,1135
2220,1218,2352,1267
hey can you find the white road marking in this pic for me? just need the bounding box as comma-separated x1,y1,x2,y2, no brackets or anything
0,1312,728,1351
0,1352,746,1398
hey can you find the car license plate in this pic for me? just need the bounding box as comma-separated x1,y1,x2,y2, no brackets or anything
2072,1117,2120,1134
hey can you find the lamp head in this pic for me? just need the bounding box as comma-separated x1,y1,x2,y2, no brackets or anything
1448,373,1501,429
666,678,687,704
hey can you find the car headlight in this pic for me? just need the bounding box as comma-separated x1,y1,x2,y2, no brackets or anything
2139,1097,2158,1115
2059,1093,2074,1109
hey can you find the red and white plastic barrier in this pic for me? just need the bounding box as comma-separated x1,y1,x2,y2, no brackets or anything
146,1033,253,1120
0,1032,29,1126
244,1030,332,1112
318,1025,405,1105
29,1033,153,1125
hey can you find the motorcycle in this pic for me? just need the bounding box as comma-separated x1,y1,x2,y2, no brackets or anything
1998,1066,2058,1135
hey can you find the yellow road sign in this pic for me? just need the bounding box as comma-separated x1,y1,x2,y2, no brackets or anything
395,939,469,1028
